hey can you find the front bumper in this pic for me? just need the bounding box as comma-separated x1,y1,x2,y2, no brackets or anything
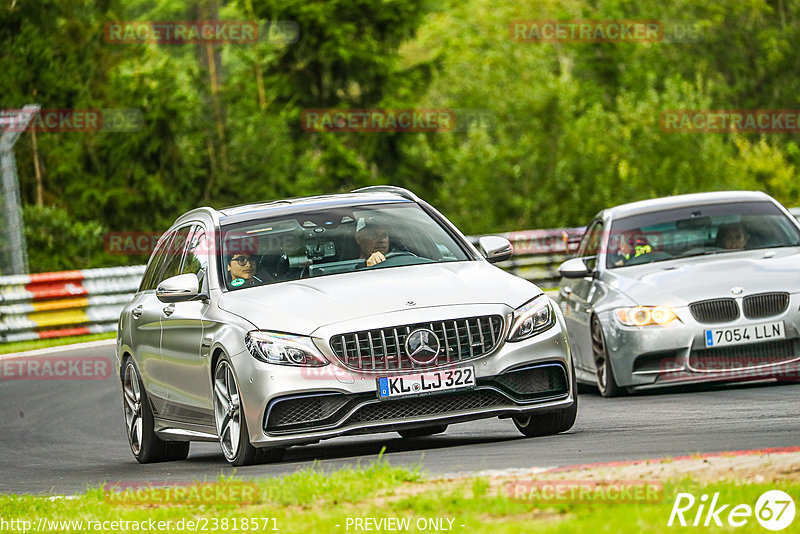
233,310,574,448
598,302,800,390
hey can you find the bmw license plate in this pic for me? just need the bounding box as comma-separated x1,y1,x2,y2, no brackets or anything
377,365,475,400
704,321,785,348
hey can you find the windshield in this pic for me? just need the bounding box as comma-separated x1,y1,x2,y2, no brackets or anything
605,201,800,269
219,203,470,289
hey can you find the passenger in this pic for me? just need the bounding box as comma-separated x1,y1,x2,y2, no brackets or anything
227,254,262,287
717,223,749,250
356,217,391,266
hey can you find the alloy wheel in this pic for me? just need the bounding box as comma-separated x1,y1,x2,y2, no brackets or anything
214,360,241,462
122,363,143,455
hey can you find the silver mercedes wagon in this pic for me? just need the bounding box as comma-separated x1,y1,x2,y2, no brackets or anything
116,186,576,465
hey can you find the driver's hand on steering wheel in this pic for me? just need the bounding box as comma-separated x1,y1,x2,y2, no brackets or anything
366,251,386,266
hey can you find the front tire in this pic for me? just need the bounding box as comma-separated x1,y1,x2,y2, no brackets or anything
591,316,624,397
213,357,260,466
122,359,189,463
512,367,578,437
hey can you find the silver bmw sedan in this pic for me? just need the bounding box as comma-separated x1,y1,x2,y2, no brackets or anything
557,191,800,396
116,186,576,465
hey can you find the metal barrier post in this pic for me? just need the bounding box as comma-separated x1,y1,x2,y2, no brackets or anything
0,105,40,275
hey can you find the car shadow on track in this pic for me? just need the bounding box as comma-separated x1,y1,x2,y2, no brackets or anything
578,378,798,398
181,432,529,467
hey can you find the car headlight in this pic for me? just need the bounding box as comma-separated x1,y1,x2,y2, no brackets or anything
245,331,329,367
508,295,556,342
615,306,678,326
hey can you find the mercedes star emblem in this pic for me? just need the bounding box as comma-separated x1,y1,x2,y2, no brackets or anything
404,328,440,365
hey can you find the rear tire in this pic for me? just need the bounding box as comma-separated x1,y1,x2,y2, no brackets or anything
398,425,448,438
122,359,190,463
512,366,578,437
591,316,624,398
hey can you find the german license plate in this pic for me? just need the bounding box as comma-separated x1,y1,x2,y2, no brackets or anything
377,366,475,400
704,321,785,348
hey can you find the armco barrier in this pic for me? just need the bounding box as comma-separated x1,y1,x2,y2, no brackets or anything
0,266,145,343
483,227,584,288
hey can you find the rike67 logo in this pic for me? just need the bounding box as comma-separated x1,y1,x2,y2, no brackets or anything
668,490,795,530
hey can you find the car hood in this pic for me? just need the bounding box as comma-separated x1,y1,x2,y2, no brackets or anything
217,261,538,335
604,247,800,307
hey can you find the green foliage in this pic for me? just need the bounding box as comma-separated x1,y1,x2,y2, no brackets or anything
3,0,800,271
23,205,128,272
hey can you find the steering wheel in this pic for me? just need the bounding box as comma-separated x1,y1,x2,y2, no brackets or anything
384,250,418,259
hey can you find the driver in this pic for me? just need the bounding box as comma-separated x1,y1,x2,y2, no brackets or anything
226,253,263,287
717,222,749,250
611,231,652,266
355,217,391,266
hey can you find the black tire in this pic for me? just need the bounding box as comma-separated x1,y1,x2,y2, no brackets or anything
512,367,578,437
398,425,448,438
213,357,261,466
122,359,190,463
591,316,624,398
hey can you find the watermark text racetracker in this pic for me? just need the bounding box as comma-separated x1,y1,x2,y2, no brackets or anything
0,355,112,381
507,480,663,502
0,108,143,133
104,20,298,45
103,480,259,506
301,109,495,133
510,20,703,43
661,110,800,133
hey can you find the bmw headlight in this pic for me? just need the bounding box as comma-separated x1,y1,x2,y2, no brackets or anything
508,295,556,342
615,306,678,326
245,331,329,367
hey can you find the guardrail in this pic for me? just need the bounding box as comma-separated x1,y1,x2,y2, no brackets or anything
0,266,145,343
4,209,799,345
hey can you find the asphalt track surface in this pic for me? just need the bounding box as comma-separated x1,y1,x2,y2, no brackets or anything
1,342,798,494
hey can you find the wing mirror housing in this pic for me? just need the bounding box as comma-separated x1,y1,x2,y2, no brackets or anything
478,236,513,263
558,257,593,278
156,273,201,303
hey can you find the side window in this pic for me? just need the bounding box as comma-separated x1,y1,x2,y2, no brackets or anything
578,220,604,271
139,232,173,292
579,221,604,257
181,226,209,280
156,225,193,286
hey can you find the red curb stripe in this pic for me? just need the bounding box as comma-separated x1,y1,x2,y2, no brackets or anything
545,446,800,473
37,327,92,339
28,271,84,283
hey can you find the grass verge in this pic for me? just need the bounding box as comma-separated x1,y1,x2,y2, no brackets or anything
1,458,796,533
0,332,115,355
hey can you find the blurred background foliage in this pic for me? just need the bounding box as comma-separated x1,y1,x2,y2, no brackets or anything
1,0,799,271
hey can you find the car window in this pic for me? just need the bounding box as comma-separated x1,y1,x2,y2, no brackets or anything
156,225,194,285
139,232,173,292
606,201,800,268
576,220,603,271
219,203,471,289
181,225,209,281
578,220,603,257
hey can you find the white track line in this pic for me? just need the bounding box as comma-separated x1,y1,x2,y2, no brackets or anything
0,338,116,360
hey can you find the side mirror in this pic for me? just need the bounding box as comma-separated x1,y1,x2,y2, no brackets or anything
558,257,593,279
478,236,513,263
156,273,200,303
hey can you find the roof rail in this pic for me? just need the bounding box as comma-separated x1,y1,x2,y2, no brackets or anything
351,185,419,201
